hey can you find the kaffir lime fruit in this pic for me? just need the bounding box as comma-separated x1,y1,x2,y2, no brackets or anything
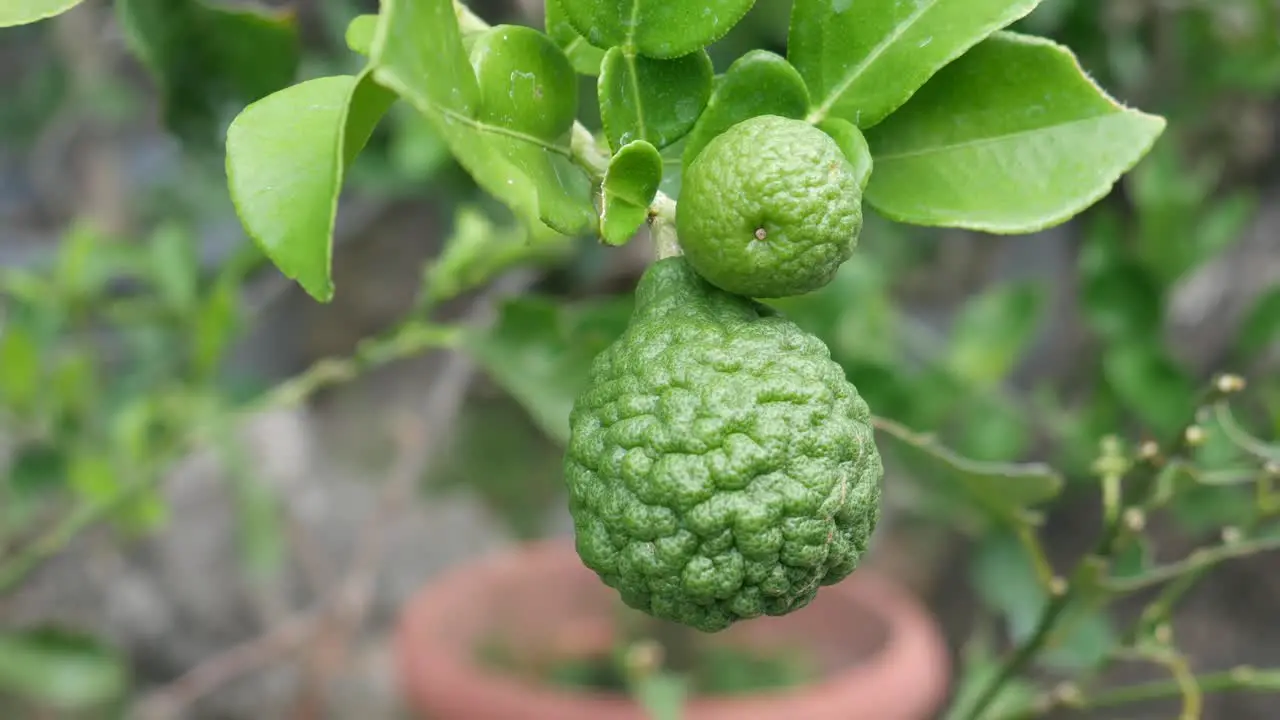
676,115,866,298
564,257,883,632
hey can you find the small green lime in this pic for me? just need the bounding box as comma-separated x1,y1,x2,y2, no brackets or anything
676,115,866,298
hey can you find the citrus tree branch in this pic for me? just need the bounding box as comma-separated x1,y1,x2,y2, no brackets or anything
959,376,1249,720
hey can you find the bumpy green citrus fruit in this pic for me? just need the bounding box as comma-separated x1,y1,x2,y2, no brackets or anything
676,115,866,298
564,257,883,632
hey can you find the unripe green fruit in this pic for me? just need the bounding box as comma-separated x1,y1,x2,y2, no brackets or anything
468,25,578,141
676,115,867,298
564,257,883,632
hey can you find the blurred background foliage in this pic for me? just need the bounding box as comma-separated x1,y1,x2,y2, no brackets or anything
1,0,1279,715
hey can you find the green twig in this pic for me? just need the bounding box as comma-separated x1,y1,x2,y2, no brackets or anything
247,321,460,413
1106,529,1280,594
1077,666,1280,709
958,377,1243,720
0,463,162,594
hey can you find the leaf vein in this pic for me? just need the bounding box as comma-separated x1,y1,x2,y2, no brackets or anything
809,0,941,124
872,112,1124,161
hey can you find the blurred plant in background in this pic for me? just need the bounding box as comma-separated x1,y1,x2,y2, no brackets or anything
0,0,1278,718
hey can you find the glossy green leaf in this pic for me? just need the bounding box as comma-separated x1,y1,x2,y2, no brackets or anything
947,282,1045,388
116,0,300,145
601,140,662,246
681,50,810,171
791,0,1041,129
1237,287,1280,357
875,416,1062,526
0,627,128,710
371,0,591,236
555,0,756,60
600,46,712,152
470,25,579,142
469,25,595,234
545,0,605,75
864,32,1166,233
468,296,633,444
346,13,378,56
227,71,394,302
816,118,873,192
0,0,84,26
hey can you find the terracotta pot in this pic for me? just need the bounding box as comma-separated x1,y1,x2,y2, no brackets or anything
395,538,950,720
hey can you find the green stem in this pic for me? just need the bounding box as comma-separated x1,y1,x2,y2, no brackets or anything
247,321,460,413
1106,530,1280,594
0,320,460,595
648,193,681,260
1078,667,1280,710
0,461,164,594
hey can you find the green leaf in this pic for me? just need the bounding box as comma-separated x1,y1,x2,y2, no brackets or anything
971,528,1046,639
971,529,1115,671
424,207,575,305
116,0,300,145
947,282,1045,388
68,450,117,504
346,14,378,56
470,26,579,142
1080,259,1163,344
545,0,605,75
791,0,1042,129
226,70,396,302
370,0,589,237
601,140,663,246
874,416,1062,526
0,627,128,710
1102,342,1195,440
599,46,713,152
956,396,1030,463
944,636,1037,720
816,118,873,191
8,444,67,496
681,50,810,171
0,0,83,26
864,32,1166,234
555,0,756,60
147,222,199,316
630,671,687,720
0,321,41,412
469,25,595,234
468,296,633,444
191,273,242,380
1237,287,1280,357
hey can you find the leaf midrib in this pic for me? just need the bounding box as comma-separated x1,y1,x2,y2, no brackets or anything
872,112,1128,162
807,0,942,124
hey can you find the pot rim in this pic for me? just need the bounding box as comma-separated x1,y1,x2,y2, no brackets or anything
395,537,950,715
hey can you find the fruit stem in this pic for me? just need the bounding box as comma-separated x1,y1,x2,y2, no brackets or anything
648,192,681,260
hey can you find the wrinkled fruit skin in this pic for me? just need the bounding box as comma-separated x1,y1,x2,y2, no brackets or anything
565,258,883,632
677,114,865,299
